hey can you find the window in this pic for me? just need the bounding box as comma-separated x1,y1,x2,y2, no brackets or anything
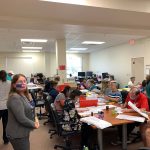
66,54,82,77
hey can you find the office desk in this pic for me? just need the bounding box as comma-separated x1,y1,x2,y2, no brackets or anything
98,110,139,150
27,84,43,90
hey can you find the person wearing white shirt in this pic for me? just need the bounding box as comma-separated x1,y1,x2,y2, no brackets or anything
0,70,11,144
128,77,135,88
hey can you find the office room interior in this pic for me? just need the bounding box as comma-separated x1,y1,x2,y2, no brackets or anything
1,0,150,88
1,1,150,150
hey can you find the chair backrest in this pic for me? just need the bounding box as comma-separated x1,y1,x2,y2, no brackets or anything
121,90,129,103
30,90,37,103
50,103,63,136
45,94,53,114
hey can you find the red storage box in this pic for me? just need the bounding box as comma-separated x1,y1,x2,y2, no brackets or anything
79,95,86,101
57,84,67,92
79,100,98,107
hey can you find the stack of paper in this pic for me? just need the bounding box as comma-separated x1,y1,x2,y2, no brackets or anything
128,101,149,119
78,111,91,117
80,116,112,129
116,114,145,122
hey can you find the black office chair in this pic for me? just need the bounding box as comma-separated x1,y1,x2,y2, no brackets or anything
30,89,45,120
51,103,81,150
43,92,54,125
121,90,128,104
138,147,150,150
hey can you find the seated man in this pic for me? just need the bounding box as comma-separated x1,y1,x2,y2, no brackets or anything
128,76,136,88
104,81,122,104
49,80,59,102
112,87,149,145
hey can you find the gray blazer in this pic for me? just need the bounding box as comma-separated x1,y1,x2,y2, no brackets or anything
6,93,35,139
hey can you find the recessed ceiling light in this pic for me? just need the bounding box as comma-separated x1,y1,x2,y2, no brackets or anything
22,47,42,50
70,48,88,51
39,0,84,5
82,41,105,45
22,50,41,53
21,39,47,43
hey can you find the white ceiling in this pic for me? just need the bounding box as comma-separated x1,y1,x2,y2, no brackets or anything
0,0,150,53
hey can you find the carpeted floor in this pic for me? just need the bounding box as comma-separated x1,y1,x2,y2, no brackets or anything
0,118,144,150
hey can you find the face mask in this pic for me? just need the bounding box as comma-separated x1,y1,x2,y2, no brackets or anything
15,83,26,90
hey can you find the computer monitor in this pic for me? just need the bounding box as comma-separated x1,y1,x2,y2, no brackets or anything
86,71,93,77
78,72,85,77
102,72,109,79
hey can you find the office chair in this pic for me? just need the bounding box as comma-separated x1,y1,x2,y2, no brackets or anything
120,90,129,104
43,94,57,138
30,89,45,120
51,103,81,150
138,147,150,150
43,92,54,125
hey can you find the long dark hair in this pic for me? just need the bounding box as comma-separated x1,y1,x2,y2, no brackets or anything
9,74,30,100
70,89,82,99
0,70,7,82
61,86,71,97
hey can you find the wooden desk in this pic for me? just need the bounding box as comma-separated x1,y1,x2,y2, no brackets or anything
98,109,139,150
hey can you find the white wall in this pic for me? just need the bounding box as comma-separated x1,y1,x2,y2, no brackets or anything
0,52,54,77
89,38,150,87
0,52,89,78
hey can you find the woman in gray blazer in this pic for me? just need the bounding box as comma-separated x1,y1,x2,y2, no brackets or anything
6,74,39,150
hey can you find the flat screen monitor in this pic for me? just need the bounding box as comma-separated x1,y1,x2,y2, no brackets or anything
102,72,109,79
78,72,85,77
86,71,93,77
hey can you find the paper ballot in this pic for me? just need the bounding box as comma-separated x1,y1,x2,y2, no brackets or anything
116,114,145,123
80,116,112,129
128,101,149,119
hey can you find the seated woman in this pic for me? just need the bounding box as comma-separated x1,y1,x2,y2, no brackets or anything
101,80,111,96
61,89,82,131
87,79,97,91
54,86,71,111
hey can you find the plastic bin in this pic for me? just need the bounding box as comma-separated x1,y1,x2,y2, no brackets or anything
79,100,98,107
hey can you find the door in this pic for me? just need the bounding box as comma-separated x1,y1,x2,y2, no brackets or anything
131,57,144,83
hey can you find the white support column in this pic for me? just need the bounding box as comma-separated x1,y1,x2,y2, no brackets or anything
55,39,67,84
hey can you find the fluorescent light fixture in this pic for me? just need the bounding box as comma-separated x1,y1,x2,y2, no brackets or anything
22,47,42,50
21,39,47,43
66,51,79,53
39,0,85,5
70,48,87,51
22,50,41,53
82,41,105,45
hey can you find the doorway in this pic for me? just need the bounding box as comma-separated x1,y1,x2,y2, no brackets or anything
131,57,144,83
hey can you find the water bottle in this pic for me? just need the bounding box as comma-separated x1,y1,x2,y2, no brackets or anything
83,146,89,150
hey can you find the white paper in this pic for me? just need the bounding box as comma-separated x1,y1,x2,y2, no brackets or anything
128,101,149,119
80,89,89,93
116,114,145,123
78,111,91,117
80,116,112,129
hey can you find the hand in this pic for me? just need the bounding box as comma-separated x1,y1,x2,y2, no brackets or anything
104,96,109,100
34,121,40,129
122,109,129,113
146,119,150,124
